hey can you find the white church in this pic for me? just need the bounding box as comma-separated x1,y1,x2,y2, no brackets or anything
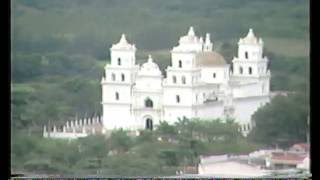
44,27,271,139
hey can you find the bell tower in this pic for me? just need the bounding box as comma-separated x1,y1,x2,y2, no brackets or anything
232,28,270,96
101,34,139,130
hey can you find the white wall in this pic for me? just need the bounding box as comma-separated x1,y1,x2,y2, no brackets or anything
232,83,262,98
43,131,88,139
233,96,269,124
102,104,134,130
134,76,162,90
198,161,268,177
238,44,263,61
163,106,193,124
111,50,136,67
171,52,196,69
201,66,229,84
163,87,194,106
197,102,224,119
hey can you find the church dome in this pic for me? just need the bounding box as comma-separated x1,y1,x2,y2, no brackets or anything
138,55,162,76
195,51,227,67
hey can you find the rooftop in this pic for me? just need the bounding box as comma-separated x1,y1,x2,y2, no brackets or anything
195,51,226,67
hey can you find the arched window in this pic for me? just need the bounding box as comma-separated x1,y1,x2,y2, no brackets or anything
117,58,121,66
178,60,182,68
213,73,216,78
240,67,243,74
182,76,186,84
115,92,119,100
144,98,153,108
112,73,116,81
173,75,177,84
176,95,180,103
121,73,125,81
249,67,252,74
146,118,153,130
245,51,248,59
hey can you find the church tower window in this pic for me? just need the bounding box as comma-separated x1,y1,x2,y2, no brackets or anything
213,73,216,78
145,98,153,108
112,73,116,81
118,58,121,66
121,73,125,81
249,67,252,74
173,76,177,84
115,92,119,100
182,76,186,84
245,51,248,59
176,95,180,103
178,60,182,68
240,67,243,74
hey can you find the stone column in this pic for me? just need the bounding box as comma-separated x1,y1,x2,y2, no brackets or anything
43,126,47,137
79,118,83,126
75,120,78,127
63,125,66,133
66,121,69,129
53,125,57,133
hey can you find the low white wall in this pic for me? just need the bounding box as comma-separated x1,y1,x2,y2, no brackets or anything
43,131,88,139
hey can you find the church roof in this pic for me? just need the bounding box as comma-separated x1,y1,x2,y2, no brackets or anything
179,26,200,44
238,28,263,45
196,51,227,67
138,55,162,76
111,34,136,50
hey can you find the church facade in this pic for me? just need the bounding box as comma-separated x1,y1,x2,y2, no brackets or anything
101,27,271,136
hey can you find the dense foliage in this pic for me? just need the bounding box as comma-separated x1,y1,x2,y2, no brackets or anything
12,118,259,176
248,92,309,148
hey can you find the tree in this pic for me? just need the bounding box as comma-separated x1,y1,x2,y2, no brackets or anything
219,42,237,64
109,129,133,153
248,92,308,148
78,135,109,171
155,121,177,141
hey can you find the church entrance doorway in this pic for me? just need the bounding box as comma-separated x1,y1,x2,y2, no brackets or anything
145,118,153,130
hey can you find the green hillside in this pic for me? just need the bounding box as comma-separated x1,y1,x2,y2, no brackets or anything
11,0,309,175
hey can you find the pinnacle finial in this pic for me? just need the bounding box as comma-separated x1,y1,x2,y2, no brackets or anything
148,54,153,62
119,34,128,44
188,26,195,36
205,33,211,43
247,28,255,38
